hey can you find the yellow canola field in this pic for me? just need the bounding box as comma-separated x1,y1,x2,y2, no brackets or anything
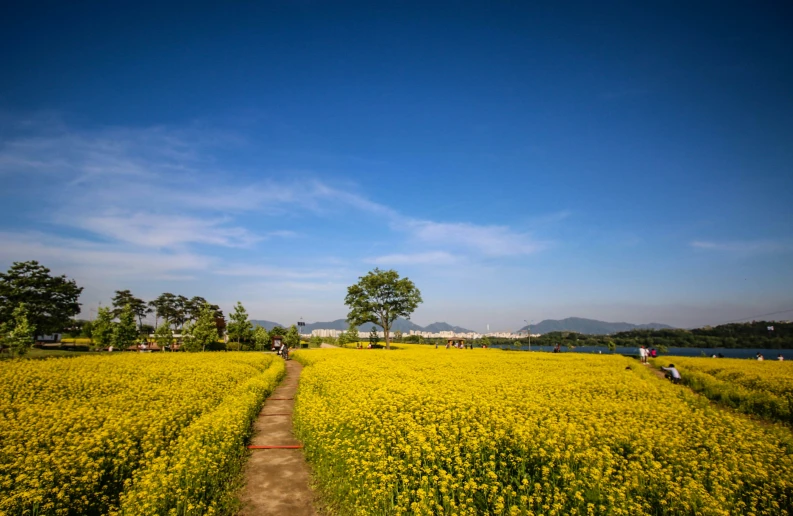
651,356,793,424
293,346,793,516
0,352,285,516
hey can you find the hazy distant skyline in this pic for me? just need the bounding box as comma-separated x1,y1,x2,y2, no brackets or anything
1,2,792,330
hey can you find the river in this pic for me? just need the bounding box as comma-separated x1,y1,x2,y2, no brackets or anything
491,344,789,360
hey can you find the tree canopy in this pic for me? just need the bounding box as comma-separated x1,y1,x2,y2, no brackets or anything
227,301,253,349
183,303,219,352
344,268,422,349
253,325,270,351
153,319,173,351
92,306,114,350
0,261,83,335
111,290,150,328
285,324,300,349
1,304,36,357
112,304,138,350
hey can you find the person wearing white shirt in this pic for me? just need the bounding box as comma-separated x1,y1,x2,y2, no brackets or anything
661,364,681,384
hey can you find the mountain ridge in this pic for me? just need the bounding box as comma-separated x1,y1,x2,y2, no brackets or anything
250,317,474,334
518,317,674,335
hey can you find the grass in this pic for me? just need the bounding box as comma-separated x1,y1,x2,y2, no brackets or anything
650,356,793,425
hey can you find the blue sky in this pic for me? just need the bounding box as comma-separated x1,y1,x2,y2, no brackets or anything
1,1,792,330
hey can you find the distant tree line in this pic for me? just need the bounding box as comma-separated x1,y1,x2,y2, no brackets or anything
492,322,793,350
0,261,83,356
0,260,302,355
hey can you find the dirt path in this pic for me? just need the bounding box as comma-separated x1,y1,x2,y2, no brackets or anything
646,363,668,380
239,360,317,515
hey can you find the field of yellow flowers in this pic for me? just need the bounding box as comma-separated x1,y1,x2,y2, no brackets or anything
293,346,793,515
0,352,285,515
651,356,793,425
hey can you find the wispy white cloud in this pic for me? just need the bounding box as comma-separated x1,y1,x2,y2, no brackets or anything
215,264,336,279
0,231,211,278
265,281,348,292
67,212,261,249
403,220,547,256
0,117,558,292
367,251,459,265
690,240,792,254
325,189,550,259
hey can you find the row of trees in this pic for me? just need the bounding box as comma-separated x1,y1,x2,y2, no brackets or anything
86,297,295,353
3,262,427,356
482,321,793,350
0,260,321,356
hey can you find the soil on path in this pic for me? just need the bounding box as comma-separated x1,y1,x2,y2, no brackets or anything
239,359,318,516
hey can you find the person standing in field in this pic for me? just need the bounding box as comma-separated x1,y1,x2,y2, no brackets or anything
650,348,657,358
756,353,764,361
778,354,784,361
639,346,647,364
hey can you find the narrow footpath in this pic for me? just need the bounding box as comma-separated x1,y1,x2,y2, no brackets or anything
239,359,317,515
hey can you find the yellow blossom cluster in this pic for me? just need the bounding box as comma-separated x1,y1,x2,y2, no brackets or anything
652,356,793,424
293,346,793,515
0,352,284,515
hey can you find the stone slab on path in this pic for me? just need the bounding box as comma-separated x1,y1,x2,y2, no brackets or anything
239,360,318,516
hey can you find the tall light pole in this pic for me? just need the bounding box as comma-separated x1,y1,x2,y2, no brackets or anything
524,319,531,351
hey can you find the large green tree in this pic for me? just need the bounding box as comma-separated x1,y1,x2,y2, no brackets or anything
0,261,83,335
112,304,138,350
285,324,300,349
148,293,176,328
153,319,174,351
343,323,359,347
173,295,189,330
111,290,151,330
92,306,114,350
227,301,253,350
252,325,270,351
183,303,218,352
344,268,422,350
1,304,36,357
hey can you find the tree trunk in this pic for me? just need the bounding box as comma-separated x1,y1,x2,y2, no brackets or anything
383,319,391,350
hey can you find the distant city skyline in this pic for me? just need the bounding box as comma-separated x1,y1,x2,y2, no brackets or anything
1,2,791,331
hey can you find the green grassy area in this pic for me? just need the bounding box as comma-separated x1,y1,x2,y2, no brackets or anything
59,338,93,344
7,348,98,359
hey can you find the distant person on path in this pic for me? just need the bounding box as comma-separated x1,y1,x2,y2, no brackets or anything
650,348,657,358
661,364,681,384
778,354,784,361
756,353,764,361
639,346,647,364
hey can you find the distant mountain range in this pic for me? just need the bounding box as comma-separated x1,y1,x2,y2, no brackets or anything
252,316,672,336
250,320,285,331
422,322,474,333
251,317,473,334
518,317,674,335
